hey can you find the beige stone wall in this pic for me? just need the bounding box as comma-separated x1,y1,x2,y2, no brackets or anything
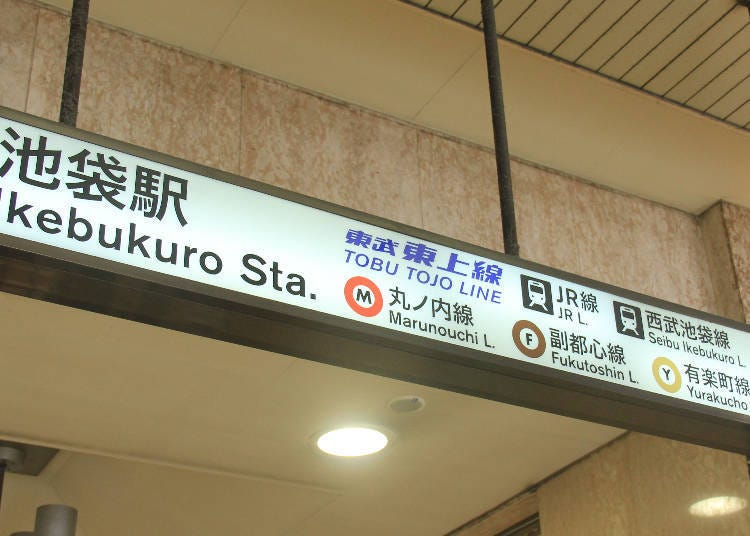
699,204,745,322
722,202,750,323
696,202,750,323
0,0,735,319
539,432,750,536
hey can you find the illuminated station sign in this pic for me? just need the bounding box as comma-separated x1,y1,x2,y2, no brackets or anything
0,107,747,452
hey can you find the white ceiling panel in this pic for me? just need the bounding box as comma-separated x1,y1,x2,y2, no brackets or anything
599,2,698,80
502,0,569,44
51,453,339,536
427,0,467,14
619,1,725,87
495,0,536,34
40,0,246,56
666,24,750,101
726,98,750,126
686,47,750,109
525,0,608,53
402,0,750,136
409,0,750,135
704,72,750,117
211,0,481,119
575,0,671,71
0,290,621,535
534,0,612,60
453,0,483,26
644,8,746,95
33,0,750,213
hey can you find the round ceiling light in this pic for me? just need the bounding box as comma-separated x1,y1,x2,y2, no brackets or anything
689,496,748,517
316,427,389,457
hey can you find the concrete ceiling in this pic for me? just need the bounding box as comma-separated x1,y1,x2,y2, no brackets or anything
38,0,750,213
0,292,621,535
410,0,750,133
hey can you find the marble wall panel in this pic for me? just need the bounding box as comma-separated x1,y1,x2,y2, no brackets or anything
628,435,750,536
722,202,750,323
512,161,582,273
540,433,750,536
153,47,242,174
698,204,744,322
539,436,633,535
64,22,171,150
643,204,718,313
240,74,422,227
25,7,67,121
417,133,502,251
512,162,719,313
0,0,38,112
480,156,720,314
72,23,242,174
29,14,245,174
571,181,718,312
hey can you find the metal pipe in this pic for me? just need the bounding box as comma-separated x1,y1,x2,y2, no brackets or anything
0,443,25,513
34,505,78,536
0,462,6,513
59,0,91,127
480,0,520,257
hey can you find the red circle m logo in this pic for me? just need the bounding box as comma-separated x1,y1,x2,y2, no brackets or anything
344,276,383,317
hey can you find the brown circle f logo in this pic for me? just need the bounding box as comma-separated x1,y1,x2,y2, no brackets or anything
344,276,383,317
512,320,546,359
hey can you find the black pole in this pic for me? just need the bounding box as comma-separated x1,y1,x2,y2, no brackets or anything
480,0,519,257
59,0,91,127
0,461,6,513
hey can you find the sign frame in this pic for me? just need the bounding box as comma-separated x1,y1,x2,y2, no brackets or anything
0,106,748,454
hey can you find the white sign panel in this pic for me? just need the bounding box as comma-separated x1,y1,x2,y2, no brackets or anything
1,113,748,417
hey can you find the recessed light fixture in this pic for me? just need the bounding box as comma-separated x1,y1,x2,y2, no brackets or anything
689,496,748,517
388,395,426,414
315,427,389,457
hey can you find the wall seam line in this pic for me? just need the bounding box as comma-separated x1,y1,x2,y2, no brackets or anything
23,3,41,113
238,71,244,176
720,201,748,322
